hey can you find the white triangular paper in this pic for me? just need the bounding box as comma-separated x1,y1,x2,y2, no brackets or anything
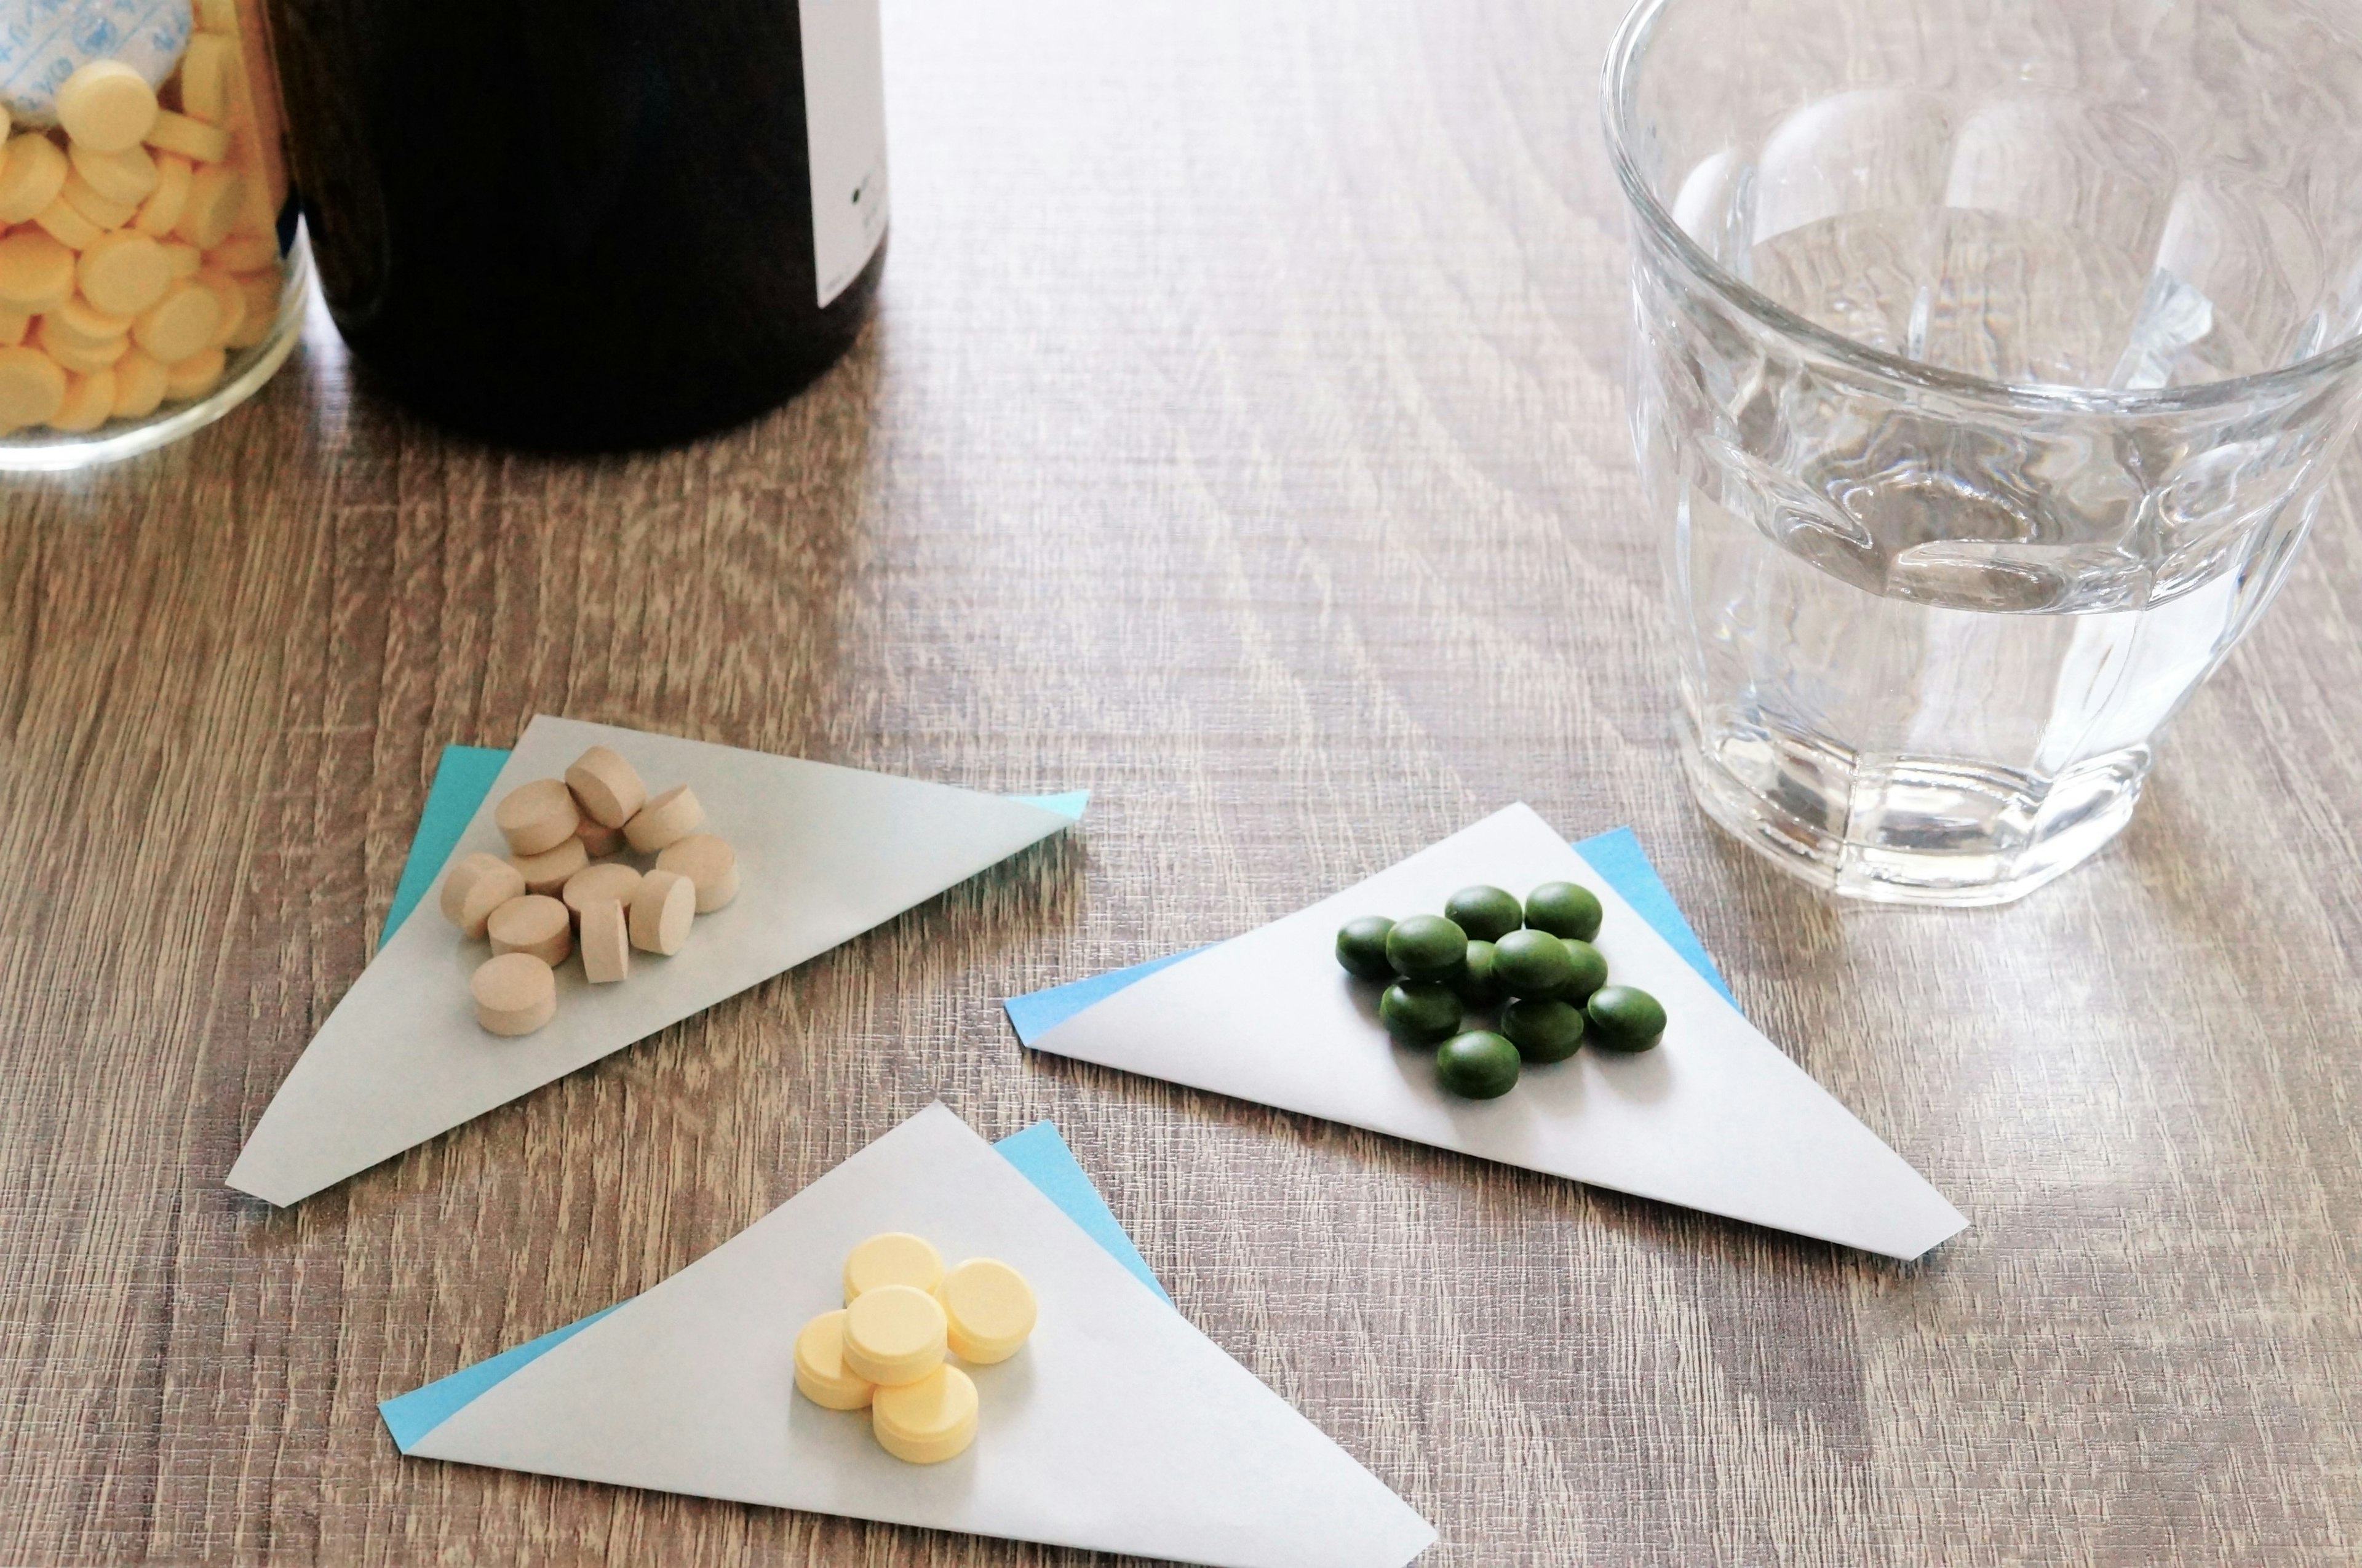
405,1104,1436,1568
1030,805,1965,1259
229,718,1079,1206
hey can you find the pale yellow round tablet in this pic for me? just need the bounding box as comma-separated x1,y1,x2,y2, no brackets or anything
509,833,589,897
579,898,629,984
191,267,244,348
225,265,279,348
622,783,704,853
135,154,191,238
841,1284,947,1388
178,34,241,125
47,293,131,346
792,1310,875,1411
870,1364,978,1465
37,318,127,372
0,309,28,347
439,851,516,929
145,108,229,164
59,63,159,154
842,1232,943,1303
655,833,738,913
627,869,695,955
575,818,625,858
0,229,75,312
561,861,642,921
471,951,556,1037
173,162,243,249
0,136,69,226
33,194,104,249
69,140,160,205
938,1258,1036,1364
61,172,138,229
46,368,113,432
0,346,65,430
207,233,275,272
488,893,572,967
564,745,647,829
131,281,221,362
159,239,201,279
78,231,171,317
232,161,276,239
109,348,165,417
495,777,579,856
161,344,223,399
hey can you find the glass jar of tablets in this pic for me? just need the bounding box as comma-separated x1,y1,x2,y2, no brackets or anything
0,0,305,469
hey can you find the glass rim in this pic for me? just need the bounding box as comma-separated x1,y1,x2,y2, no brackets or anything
1599,0,2362,416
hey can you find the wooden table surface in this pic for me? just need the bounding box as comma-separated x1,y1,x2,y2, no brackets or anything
7,0,2362,1562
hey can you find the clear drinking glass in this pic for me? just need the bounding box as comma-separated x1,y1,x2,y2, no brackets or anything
1604,0,2362,904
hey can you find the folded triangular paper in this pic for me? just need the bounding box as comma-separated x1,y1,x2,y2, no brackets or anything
1024,805,1966,1260
396,1104,1436,1568
228,718,1081,1206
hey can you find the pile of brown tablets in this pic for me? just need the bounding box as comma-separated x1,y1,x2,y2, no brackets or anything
438,744,741,1037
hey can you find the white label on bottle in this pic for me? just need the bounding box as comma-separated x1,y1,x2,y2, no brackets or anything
799,0,889,308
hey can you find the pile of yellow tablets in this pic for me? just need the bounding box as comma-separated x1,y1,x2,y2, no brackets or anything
0,0,289,434
793,1232,1038,1464
439,744,741,1036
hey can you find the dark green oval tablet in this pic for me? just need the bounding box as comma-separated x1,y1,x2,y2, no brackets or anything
1501,998,1585,1063
1335,916,1396,982
1385,913,1467,980
1524,881,1603,942
1491,928,1575,998
1442,885,1522,944
1560,939,1608,1003
1446,939,1502,1005
1379,979,1463,1047
1435,1030,1521,1099
1586,984,1666,1051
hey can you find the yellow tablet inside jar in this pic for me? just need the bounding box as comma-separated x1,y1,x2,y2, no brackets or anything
841,1231,944,1303
791,1310,874,1411
870,1363,977,1465
840,1283,946,1387
938,1257,1037,1364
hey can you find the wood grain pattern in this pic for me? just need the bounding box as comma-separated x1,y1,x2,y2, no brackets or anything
4,0,2361,1561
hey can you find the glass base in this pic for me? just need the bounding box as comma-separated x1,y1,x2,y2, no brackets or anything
1677,704,2149,906
0,228,313,472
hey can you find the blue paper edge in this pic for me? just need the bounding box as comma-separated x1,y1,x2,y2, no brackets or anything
380,1303,624,1452
1001,825,1733,1041
383,746,1086,950
382,746,512,949
380,1120,1166,1454
1572,826,1732,1004
1003,946,1209,1046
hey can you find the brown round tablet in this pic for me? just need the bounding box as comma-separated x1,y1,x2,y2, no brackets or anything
629,869,696,955
495,778,581,856
439,851,515,930
471,952,556,1037
576,818,626,858
511,835,590,896
654,834,739,913
562,862,643,922
622,784,705,853
580,899,630,984
453,859,528,941
565,745,648,830
487,893,572,966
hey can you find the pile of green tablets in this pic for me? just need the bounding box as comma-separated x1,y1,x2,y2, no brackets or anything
1334,881,1666,1100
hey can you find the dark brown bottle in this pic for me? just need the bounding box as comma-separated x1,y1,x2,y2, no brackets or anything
264,0,888,448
